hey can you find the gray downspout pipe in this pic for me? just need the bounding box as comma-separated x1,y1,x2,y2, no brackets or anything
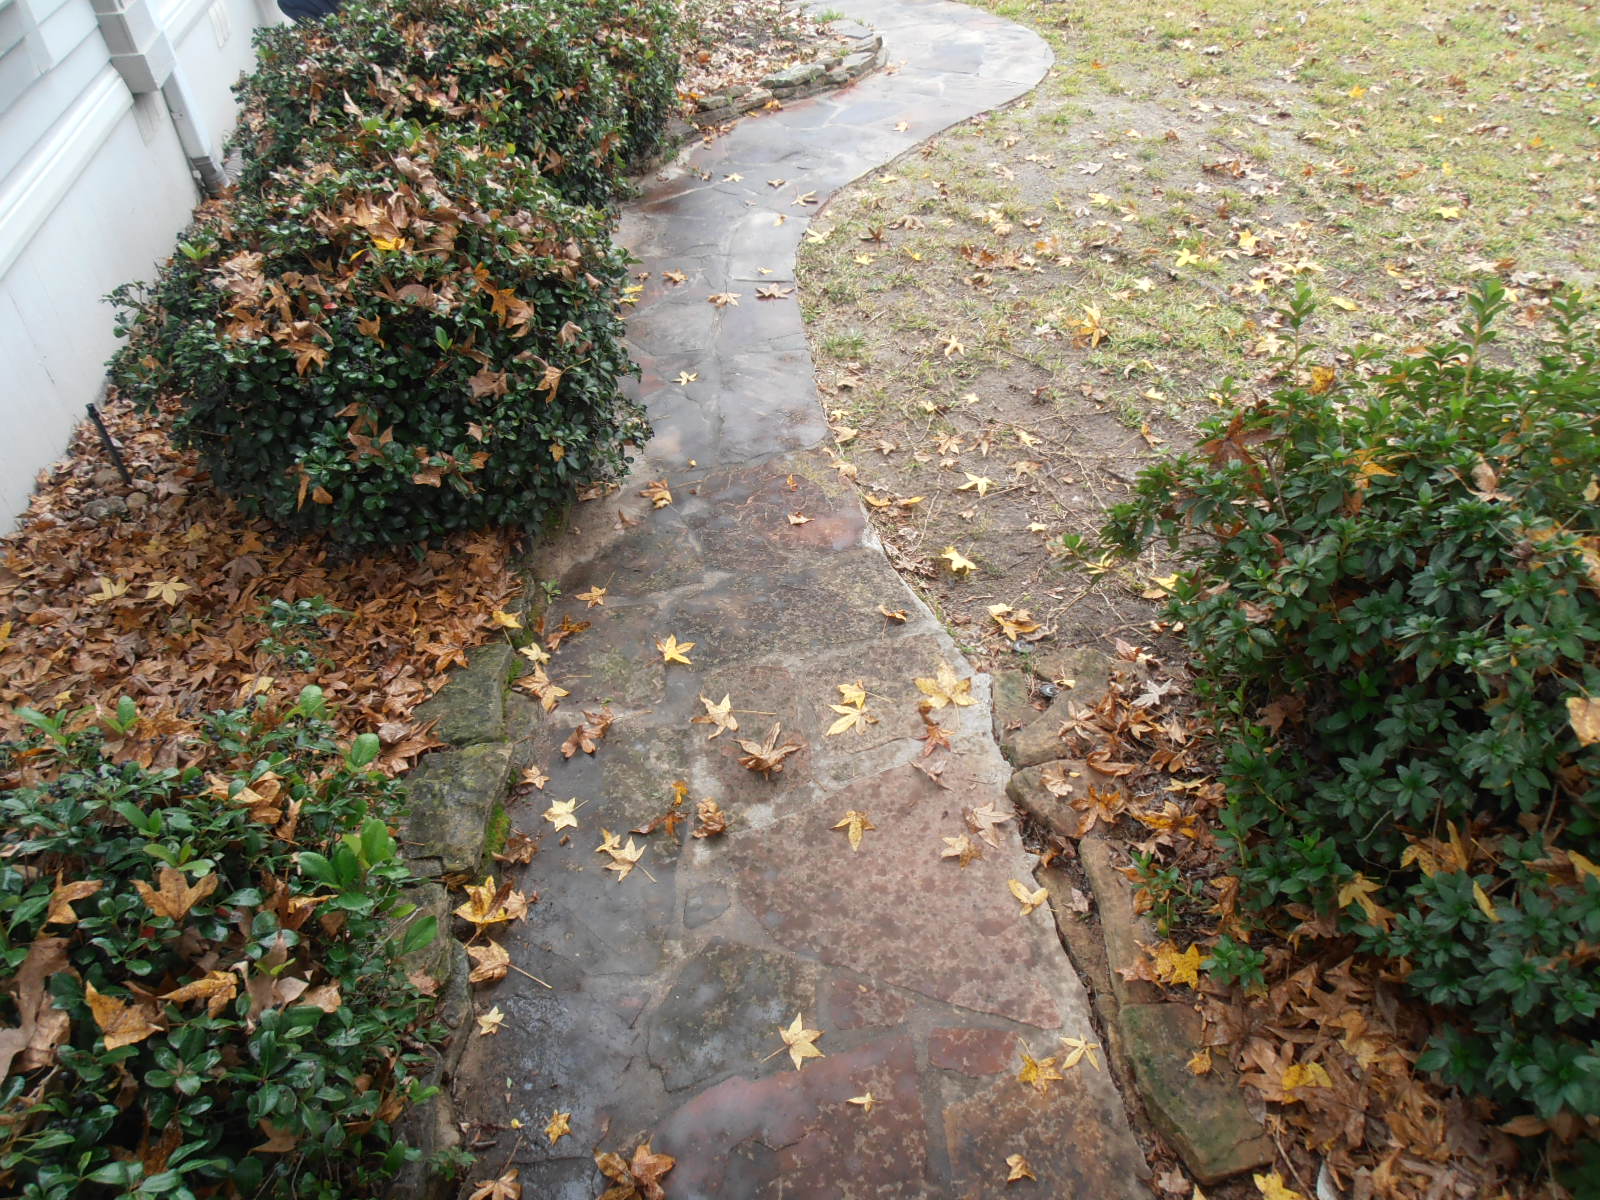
160,69,228,197
93,0,228,197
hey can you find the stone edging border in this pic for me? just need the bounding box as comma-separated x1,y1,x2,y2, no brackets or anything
995,650,1275,1186
688,18,887,129
388,638,526,1200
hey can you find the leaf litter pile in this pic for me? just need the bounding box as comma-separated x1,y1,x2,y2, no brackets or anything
0,398,517,765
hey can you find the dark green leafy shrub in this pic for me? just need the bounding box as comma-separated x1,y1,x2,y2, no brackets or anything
234,0,682,206
1104,282,1600,1123
108,122,645,550
0,688,440,1199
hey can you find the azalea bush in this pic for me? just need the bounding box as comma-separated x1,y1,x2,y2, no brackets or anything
108,122,644,550
234,0,682,206
1104,282,1600,1126
0,688,440,1198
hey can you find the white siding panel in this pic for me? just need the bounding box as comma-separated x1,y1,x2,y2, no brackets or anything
36,0,95,67
0,91,195,521
0,30,112,181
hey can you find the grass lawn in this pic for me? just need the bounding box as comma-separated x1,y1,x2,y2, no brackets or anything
798,0,1598,658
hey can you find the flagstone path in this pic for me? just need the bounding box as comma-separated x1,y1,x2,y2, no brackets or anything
452,2,1150,1194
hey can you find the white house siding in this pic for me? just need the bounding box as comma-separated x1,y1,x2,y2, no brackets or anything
0,0,283,522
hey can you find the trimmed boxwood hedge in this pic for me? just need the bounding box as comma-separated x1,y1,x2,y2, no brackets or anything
109,122,645,549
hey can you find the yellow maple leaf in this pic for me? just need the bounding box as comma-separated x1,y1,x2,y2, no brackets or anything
958,473,995,497
476,1006,506,1036
833,810,876,851
145,579,191,606
915,661,974,709
1152,941,1205,988
491,609,522,629
847,1092,878,1113
988,604,1040,642
1472,880,1500,922
545,1111,572,1145
1059,1035,1102,1072
1281,1061,1332,1095
543,798,578,831
656,634,694,665
692,694,739,740
576,586,607,608
776,1013,824,1070
1009,879,1047,915
1254,1172,1306,1200
1567,695,1600,745
1017,1048,1063,1092
85,981,161,1051
940,546,977,575
1005,1153,1037,1182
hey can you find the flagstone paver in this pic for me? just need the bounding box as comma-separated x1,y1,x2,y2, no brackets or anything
452,2,1151,1194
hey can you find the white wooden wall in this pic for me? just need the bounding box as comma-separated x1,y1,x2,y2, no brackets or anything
0,0,283,522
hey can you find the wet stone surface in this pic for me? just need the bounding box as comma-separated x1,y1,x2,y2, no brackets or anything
448,1,1151,1195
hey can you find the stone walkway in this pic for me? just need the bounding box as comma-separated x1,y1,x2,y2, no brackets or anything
452,2,1149,1194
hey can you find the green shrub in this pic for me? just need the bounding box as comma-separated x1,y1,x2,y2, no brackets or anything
108,121,645,550
234,0,682,206
1104,282,1600,1123
0,688,441,1199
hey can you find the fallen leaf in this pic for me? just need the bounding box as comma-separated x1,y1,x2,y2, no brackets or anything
84,981,160,1051
1017,1047,1062,1092
454,877,531,927
692,694,739,740
847,1092,878,1113
958,473,994,497
467,940,510,984
1253,1172,1306,1200
656,634,694,665
44,878,103,926
640,479,673,507
988,604,1040,641
629,1142,676,1200
476,1006,506,1036
693,797,728,838
965,802,1014,848
520,765,550,790
940,546,977,575
916,661,974,709
1006,1153,1037,1182
516,665,570,713
468,1168,522,1200
1568,695,1600,745
561,709,614,758
1009,879,1047,915
736,723,803,777
134,868,218,921
546,1111,572,1145
941,834,981,867
603,838,645,882
788,511,812,525
544,798,579,831
1151,942,1205,989
757,285,795,299
777,1012,824,1070
159,970,239,1018
877,605,908,623
491,609,522,630
833,810,876,851
145,579,191,606
1058,1035,1102,1071
576,586,607,608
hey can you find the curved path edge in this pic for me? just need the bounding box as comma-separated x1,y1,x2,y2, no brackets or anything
451,4,1151,1196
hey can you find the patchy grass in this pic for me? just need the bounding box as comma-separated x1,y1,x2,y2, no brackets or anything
797,0,1597,663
